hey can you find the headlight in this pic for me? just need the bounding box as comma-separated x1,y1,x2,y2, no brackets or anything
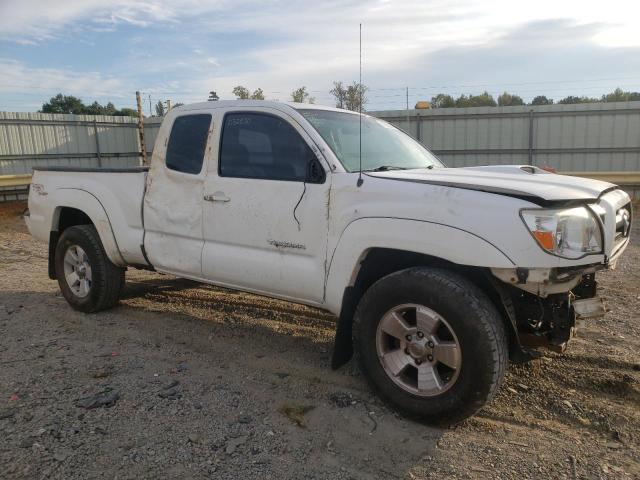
520,206,603,259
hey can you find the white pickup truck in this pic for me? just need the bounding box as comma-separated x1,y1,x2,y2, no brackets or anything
26,101,632,422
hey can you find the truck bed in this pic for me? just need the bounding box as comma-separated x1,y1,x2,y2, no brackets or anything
27,167,149,267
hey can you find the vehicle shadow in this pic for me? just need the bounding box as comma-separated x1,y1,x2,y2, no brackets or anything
121,274,338,328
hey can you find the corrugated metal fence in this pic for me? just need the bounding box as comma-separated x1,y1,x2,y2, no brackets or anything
1,101,639,201
0,112,161,201
372,101,640,174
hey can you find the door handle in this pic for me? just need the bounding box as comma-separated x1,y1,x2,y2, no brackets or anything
204,192,230,202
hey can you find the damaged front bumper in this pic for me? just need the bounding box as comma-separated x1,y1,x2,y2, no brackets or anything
490,265,611,357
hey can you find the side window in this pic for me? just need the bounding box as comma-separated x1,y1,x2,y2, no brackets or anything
165,114,211,174
219,112,320,182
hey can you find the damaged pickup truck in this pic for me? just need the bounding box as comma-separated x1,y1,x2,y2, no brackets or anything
26,101,632,422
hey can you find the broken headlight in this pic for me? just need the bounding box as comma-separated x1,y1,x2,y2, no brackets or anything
520,206,603,259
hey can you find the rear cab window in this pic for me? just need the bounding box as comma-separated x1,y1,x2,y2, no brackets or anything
165,114,212,174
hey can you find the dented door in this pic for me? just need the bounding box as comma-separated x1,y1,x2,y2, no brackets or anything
201,107,331,304
143,112,213,277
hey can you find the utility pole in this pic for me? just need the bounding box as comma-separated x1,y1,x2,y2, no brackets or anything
135,91,148,166
166,99,171,112
406,87,409,110
148,94,152,117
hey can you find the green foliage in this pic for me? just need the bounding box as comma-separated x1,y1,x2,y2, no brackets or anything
117,108,139,118
455,91,497,108
601,88,640,102
345,82,367,112
330,81,347,109
427,87,640,109
232,86,250,99
497,92,524,107
154,100,165,117
430,94,456,108
291,86,314,104
232,86,264,100
558,95,599,104
40,94,139,117
330,81,367,111
40,94,85,114
530,95,553,105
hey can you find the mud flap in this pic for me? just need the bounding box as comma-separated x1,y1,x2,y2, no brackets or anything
331,287,358,369
48,230,59,280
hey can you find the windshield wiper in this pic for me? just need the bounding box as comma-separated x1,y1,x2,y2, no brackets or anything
366,165,409,172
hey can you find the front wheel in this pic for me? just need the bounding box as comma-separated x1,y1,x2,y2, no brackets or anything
54,225,125,313
353,267,508,424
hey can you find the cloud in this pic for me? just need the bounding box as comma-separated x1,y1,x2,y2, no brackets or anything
0,0,639,111
0,58,127,98
394,20,640,97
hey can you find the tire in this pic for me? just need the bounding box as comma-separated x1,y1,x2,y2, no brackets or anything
54,224,125,313
353,267,508,424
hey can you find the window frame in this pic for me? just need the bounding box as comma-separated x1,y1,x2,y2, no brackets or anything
217,110,326,184
164,113,213,176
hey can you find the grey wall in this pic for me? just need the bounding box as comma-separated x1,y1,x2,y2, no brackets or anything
371,101,640,173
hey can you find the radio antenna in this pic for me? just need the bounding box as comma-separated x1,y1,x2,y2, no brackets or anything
357,23,364,187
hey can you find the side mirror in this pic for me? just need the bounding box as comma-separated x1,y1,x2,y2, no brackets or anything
307,158,326,184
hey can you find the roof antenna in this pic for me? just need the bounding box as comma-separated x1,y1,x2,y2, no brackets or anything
357,23,364,187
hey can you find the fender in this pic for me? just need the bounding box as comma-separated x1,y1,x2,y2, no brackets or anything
50,188,126,267
324,217,516,315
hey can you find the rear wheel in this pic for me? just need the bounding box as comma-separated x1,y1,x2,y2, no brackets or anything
54,225,124,313
353,267,508,424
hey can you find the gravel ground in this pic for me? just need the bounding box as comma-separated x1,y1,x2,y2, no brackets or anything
0,201,638,479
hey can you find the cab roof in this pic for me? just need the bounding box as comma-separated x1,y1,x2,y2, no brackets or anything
173,100,359,115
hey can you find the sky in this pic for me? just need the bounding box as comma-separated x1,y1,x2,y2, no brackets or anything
0,0,639,113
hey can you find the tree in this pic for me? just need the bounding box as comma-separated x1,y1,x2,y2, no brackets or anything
232,86,250,99
558,95,599,104
173,103,185,108
154,100,165,116
40,94,138,116
601,88,640,102
344,82,367,111
497,91,525,107
330,81,366,111
530,95,553,106
41,94,86,114
455,91,497,108
430,93,456,108
330,81,348,109
117,108,139,117
251,88,265,100
103,102,117,116
84,101,105,115
232,86,264,100
291,86,314,104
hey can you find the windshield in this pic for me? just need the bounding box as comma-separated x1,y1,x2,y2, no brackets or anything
298,109,443,172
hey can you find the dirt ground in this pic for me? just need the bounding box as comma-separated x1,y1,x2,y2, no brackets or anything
0,201,638,480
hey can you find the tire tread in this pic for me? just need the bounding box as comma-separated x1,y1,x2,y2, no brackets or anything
352,267,508,424
55,224,124,313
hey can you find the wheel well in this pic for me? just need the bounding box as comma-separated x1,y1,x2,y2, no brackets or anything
57,207,93,232
331,248,524,369
48,207,94,279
